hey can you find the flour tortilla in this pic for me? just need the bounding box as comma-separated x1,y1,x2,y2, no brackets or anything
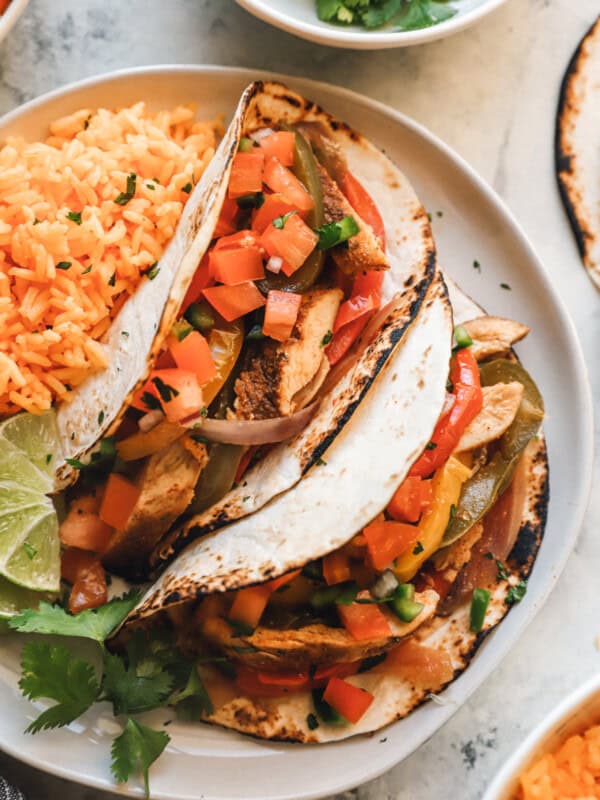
121,280,548,744
150,80,436,571
556,16,600,289
53,96,245,489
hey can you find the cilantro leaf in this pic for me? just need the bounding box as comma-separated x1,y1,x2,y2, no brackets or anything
102,639,174,715
19,642,99,733
394,0,456,31
111,718,170,798
362,0,403,27
9,591,141,643
170,666,213,721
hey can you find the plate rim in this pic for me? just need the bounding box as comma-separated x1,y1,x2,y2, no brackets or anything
0,64,593,800
234,0,509,49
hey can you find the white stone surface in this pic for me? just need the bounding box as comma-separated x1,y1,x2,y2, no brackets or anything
0,0,598,798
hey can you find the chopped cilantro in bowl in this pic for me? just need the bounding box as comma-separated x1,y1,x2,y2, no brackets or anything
316,0,457,31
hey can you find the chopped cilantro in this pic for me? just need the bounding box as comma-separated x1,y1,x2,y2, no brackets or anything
412,541,424,555
321,330,333,347
315,216,359,250
108,272,116,287
273,210,296,229
98,410,105,426
152,377,179,404
56,261,72,270
114,172,137,205
22,542,37,560
506,580,527,605
181,182,192,194
66,211,82,225
500,282,511,290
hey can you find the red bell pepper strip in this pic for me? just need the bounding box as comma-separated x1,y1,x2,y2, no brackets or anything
323,677,374,724
325,315,369,366
410,349,483,478
325,269,384,365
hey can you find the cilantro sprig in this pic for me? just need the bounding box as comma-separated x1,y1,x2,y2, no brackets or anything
316,0,456,31
10,594,212,797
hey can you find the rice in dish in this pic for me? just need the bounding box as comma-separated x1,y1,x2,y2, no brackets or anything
0,102,222,415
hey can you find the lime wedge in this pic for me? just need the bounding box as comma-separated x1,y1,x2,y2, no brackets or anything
0,495,59,592
0,410,62,479
0,574,47,620
0,411,62,600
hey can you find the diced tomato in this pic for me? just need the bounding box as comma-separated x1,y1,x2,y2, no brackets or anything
229,584,271,630
203,282,266,322
252,193,299,233
363,520,419,571
209,246,265,285
340,172,386,249
385,640,454,690
257,670,310,690
69,559,107,614
322,550,352,586
59,507,113,554
61,548,98,584
228,151,265,198
333,293,379,334
323,677,374,724
337,602,392,641
325,315,369,366
214,197,239,238
267,569,302,592
98,472,140,531
312,661,360,684
181,253,213,313
410,349,483,478
213,230,262,251
261,213,317,275
387,476,433,524
169,330,217,385
135,368,203,422
263,290,302,342
263,157,314,212
258,132,295,166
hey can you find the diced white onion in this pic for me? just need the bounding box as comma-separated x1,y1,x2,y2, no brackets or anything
371,569,399,599
266,256,283,274
138,409,165,433
250,127,275,142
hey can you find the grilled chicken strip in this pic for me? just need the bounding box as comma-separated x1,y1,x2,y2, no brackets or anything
195,589,438,672
454,381,524,453
102,436,208,574
462,316,529,361
234,287,342,419
318,164,388,276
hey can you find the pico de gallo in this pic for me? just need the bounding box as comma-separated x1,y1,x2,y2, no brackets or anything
58,122,391,606
154,325,544,730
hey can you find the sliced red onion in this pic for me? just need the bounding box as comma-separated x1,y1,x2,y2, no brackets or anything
183,400,319,445
138,409,165,433
266,256,283,274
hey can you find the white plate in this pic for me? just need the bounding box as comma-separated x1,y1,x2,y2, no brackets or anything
483,673,600,800
0,66,592,800
0,0,28,44
234,0,508,49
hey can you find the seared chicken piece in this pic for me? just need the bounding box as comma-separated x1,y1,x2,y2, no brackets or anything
234,287,342,420
433,523,484,583
102,436,208,575
197,589,438,672
462,316,529,362
318,164,388,276
454,382,524,453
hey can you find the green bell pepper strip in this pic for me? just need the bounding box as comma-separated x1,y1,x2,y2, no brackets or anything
442,359,544,548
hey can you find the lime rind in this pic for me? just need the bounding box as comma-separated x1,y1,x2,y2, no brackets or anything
0,575,49,620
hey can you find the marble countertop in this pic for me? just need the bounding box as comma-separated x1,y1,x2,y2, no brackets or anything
0,0,598,798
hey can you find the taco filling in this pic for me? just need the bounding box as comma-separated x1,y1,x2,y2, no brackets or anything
127,316,543,733
58,121,395,586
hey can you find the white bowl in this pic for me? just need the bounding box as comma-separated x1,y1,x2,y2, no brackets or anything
484,673,600,800
0,0,28,44
234,0,508,49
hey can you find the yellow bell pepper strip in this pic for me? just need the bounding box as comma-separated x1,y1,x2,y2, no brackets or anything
394,456,472,583
199,320,243,407
117,420,184,462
